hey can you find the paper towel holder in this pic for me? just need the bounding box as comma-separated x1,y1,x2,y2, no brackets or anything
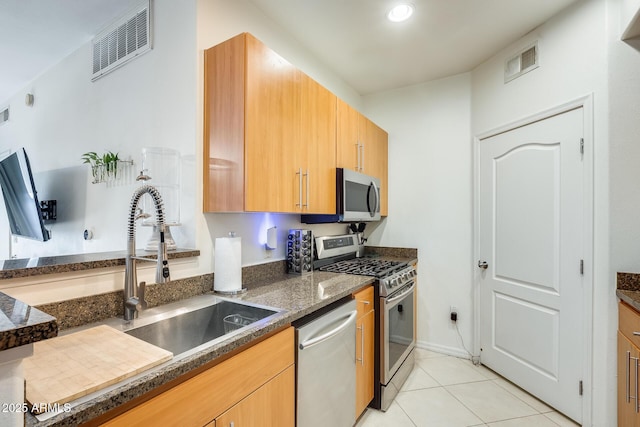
213,231,247,296
265,226,277,250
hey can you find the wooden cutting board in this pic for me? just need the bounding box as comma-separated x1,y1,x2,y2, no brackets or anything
24,325,172,412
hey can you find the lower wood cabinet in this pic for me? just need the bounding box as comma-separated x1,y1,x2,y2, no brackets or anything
211,365,295,427
619,330,640,427
619,302,640,427
354,286,375,418
101,327,294,427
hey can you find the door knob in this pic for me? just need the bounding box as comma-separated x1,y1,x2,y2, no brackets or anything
478,260,489,270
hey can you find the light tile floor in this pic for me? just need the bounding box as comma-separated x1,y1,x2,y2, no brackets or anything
356,348,581,427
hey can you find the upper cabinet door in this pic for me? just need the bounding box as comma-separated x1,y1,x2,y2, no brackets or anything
203,34,246,212
204,33,385,216
363,118,389,216
244,34,300,213
336,98,361,172
300,73,336,214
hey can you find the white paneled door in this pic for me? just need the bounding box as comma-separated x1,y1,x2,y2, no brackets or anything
478,108,584,423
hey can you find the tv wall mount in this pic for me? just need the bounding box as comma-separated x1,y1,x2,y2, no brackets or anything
40,200,57,221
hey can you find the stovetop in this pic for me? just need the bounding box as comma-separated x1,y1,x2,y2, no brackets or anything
318,257,407,279
314,234,416,297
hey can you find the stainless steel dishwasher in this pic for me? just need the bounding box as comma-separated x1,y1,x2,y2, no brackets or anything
296,299,357,427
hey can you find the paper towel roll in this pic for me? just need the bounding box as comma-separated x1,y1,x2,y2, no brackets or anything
214,236,242,293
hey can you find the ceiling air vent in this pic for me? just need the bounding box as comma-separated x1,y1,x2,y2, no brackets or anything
91,0,152,81
504,42,538,83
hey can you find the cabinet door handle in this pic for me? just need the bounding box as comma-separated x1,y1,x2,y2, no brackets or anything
359,300,370,305
355,142,360,170
628,351,632,403
633,357,638,414
632,357,638,414
633,332,640,336
296,168,302,208
303,169,309,208
360,144,365,172
356,324,364,365
230,422,235,427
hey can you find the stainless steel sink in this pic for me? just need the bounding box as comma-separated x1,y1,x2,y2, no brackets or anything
123,298,281,356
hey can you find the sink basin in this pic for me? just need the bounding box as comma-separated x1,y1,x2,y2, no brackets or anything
124,299,280,356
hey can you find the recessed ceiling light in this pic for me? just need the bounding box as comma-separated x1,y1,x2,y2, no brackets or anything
387,4,414,22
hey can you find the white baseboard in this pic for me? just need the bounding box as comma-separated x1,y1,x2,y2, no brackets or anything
416,340,477,360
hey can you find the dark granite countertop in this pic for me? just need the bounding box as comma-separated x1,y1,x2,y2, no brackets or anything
0,248,200,280
617,272,640,311
26,271,373,427
0,292,58,351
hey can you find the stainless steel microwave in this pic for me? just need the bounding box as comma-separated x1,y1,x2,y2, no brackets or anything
301,168,381,223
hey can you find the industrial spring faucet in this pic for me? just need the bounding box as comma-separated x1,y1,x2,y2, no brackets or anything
124,184,171,321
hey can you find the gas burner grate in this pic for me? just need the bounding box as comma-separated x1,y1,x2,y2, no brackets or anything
319,258,407,278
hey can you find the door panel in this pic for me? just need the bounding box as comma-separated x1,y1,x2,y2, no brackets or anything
479,108,583,423
494,293,559,377
494,144,559,290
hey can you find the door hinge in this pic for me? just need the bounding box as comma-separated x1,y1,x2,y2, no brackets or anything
580,138,584,155
580,259,584,275
579,380,583,396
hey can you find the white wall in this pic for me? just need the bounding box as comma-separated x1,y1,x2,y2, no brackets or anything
610,2,640,270
0,0,198,259
609,2,640,424
362,74,473,357
194,0,378,272
0,0,369,304
472,0,611,424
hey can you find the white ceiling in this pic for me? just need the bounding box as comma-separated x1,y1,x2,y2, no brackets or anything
0,0,581,104
248,0,581,94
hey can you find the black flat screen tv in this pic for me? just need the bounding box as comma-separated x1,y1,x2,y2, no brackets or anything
0,148,50,241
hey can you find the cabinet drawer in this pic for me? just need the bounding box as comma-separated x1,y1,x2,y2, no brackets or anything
620,302,640,346
354,286,374,318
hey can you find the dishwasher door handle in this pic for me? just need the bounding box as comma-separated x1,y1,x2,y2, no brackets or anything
299,310,358,350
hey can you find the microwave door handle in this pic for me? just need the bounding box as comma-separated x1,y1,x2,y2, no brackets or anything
367,181,379,217
373,181,380,214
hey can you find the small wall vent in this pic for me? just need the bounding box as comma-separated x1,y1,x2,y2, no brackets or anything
91,0,152,81
504,42,538,83
0,107,9,126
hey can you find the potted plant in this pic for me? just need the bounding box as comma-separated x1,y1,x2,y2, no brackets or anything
82,151,120,183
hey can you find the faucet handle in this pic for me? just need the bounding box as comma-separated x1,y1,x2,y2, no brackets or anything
138,281,148,310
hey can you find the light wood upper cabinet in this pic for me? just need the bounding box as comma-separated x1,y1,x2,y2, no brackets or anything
336,98,361,172
203,33,336,214
299,73,337,214
337,98,389,216
362,117,389,217
244,34,299,213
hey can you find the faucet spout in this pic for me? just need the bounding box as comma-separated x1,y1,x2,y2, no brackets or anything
124,184,171,321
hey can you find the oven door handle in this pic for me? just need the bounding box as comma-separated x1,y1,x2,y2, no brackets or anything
386,282,415,304
299,310,358,350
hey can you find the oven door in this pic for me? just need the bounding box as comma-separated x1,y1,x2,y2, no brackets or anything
381,281,416,384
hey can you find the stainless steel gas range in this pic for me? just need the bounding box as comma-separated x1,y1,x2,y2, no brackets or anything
314,234,417,412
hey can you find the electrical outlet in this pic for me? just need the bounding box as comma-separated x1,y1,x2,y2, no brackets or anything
450,306,458,322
